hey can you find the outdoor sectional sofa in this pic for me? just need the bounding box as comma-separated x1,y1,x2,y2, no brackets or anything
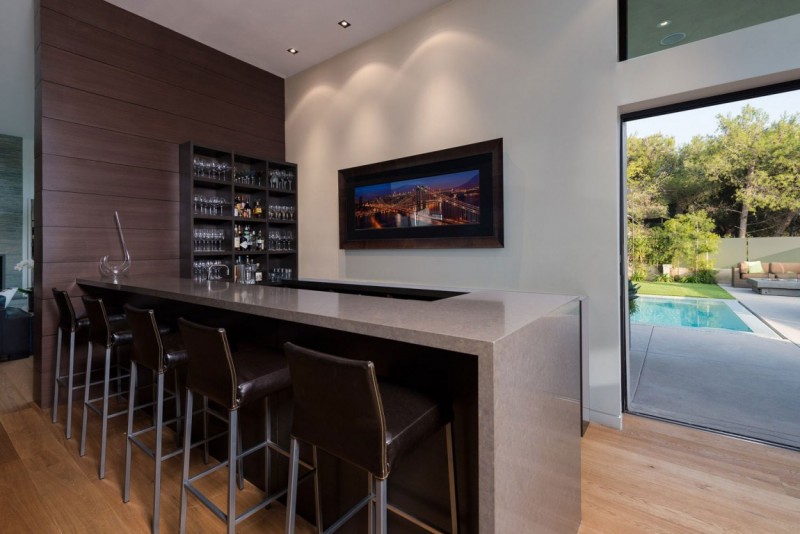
731,261,800,288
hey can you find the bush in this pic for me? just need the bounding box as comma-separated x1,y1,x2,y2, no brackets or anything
655,273,673,283
681,269,717,284
630,269,648,282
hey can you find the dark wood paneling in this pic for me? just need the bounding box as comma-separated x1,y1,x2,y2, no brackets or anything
42,227,179,263
41,0,283,94
35,0,285,408
41,260,179,300
41,154,179,200
40,46,282,148
41,81,282,158
41,190,179,230
39,7,283,119
41,118,178,171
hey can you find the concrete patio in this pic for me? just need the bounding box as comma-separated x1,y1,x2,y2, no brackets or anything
629,285,800,448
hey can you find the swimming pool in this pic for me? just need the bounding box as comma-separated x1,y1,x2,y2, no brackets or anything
630,296,752,333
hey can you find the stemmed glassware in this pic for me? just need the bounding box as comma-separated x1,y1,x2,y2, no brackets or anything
193,228,225,251
268,169,295,191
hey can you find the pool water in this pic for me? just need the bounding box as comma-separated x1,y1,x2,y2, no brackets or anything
631,296,752,332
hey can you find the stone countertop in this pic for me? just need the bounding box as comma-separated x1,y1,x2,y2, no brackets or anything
77,275,580,355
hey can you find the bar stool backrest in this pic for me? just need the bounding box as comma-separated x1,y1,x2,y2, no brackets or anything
284,342,389,479
82,296,113,347
52,288,77,332
124,304,165,373
177,317,238,410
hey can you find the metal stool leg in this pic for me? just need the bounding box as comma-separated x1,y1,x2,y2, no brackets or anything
312,446,323,534
285,437,300,534
174,372,183,444
80,342,94,457
152,371,165,533
123,361,138,503
376,478,387,534
99,346,112,479
203,395,210,464
264,397,271,496
65,331,77,439
446,423,459,534
227,409,238,534
179,390,194,534
52,329,63,423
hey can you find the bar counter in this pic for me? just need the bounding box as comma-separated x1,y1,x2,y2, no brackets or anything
78,275,583,533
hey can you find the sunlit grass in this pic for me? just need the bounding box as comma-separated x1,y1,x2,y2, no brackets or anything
634,282,735,299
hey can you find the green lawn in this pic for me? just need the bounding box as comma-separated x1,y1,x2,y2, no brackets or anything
634,281,735,299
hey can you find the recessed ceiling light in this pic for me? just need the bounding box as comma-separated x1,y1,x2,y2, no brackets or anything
660,32,686,46
656,19,671,28
287,48,299,54
338,20,351,28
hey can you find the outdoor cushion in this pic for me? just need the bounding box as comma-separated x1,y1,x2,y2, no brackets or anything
769,262,800,275
745,261,764,274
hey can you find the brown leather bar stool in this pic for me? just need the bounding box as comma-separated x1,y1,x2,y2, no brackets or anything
80,295,134,479
51,289,124,439
122,304,189,534
284,342,459,534
177,318,313,534
51,289,90,439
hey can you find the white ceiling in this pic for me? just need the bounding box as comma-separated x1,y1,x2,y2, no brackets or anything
105,0,451,78
0,0,449,139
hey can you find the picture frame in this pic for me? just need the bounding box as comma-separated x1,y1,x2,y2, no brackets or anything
338,138,503,249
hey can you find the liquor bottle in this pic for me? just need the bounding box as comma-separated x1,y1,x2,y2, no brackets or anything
256,230,264,251
233,196,240,217
254,199,263,218
234,224,241,250
241,225,250,250
244,197,252,218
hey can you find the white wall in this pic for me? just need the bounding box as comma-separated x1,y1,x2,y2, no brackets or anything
286,0,800,428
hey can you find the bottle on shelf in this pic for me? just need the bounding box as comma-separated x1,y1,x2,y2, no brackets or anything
244,196,252,218
241,225,250,250
234,224,241,250
256,230,264,251
254,199,263,218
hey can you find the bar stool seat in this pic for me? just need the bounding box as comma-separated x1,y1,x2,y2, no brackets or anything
284,342,459,534
178,318,313,534
123,305,189,534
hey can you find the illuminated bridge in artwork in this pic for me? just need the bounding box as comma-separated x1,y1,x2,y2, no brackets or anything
358,185,480,226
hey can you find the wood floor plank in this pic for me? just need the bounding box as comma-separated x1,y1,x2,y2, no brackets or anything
580,417,800,533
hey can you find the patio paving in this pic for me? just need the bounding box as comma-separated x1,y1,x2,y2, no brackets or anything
629,287,800,449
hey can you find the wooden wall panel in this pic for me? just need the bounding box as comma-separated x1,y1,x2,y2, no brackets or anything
41,190,178,230
40,47,282,145
34,0,285,407
42,118,178,170
40,8,282,119
41,0,283,96
41,81,282,157
41,155,179,200
41,260,179,300
42,227,180,263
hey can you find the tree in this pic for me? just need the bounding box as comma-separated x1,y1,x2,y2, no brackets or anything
656,211,720,272
762,113,800,235
704,105,773,237
626,134,675,224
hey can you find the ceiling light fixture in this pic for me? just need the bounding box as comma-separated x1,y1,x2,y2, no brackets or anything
660,32,686,46
287,48,299,54
656,19,671,28
338,20,351,28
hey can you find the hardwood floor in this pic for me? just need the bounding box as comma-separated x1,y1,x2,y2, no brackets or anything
0,357,312,534
2,356,800,533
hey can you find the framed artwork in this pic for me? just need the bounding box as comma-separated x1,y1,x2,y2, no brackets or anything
339,138,503,249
